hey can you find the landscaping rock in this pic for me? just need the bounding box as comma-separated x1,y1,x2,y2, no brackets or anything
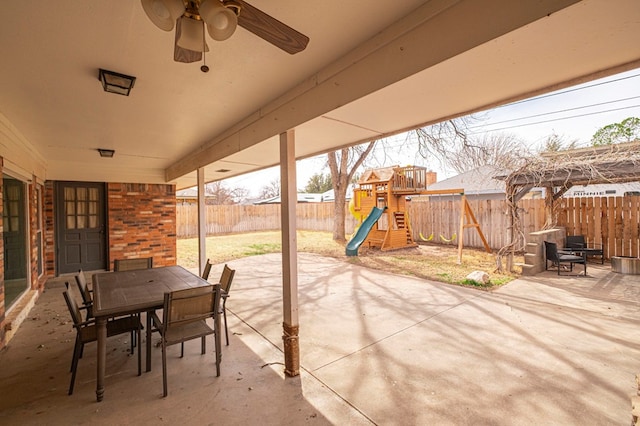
466,270,489,285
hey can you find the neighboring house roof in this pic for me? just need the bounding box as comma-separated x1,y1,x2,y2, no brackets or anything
176,188,199,198
176,188,217,202
254,193,324,204
321,185,355,202
427,166,506,196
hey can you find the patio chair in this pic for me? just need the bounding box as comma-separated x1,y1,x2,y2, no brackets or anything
114,257,153,271
64,282,91,371
74,269,93,317
75,269,139,352
219,264,236,346
201,258,213,281
63,288,142,395
544,241,587,276
150,284,222,397
564,235,604,264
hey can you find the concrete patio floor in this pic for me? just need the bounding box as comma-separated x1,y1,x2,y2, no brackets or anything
1,253,639,425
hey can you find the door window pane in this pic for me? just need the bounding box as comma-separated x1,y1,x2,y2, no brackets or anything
5,186,21,232
63,186,100,230
66,200,76,229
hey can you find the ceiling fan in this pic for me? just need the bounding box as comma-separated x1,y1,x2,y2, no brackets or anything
141,0,309,66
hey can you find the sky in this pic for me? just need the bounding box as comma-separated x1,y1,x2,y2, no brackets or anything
226,68,640,198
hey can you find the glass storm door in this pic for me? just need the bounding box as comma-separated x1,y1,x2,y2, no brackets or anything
3,175,28,308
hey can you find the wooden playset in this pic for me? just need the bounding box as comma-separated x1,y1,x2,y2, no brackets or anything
349,165,490,260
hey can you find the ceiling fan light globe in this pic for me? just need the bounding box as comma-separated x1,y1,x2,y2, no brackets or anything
200,0,238,41
141,0,185,31
176,17,210,52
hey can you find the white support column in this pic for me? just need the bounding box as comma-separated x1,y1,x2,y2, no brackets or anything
279,129,299,376
197,167,207,276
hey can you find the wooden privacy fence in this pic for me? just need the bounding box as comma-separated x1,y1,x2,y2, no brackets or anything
407,198,545,250
177,196,640,257
177,199,536,248
558,196,640,259
176,203,358,237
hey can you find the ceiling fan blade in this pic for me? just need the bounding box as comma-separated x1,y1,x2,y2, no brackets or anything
236,1,309,54
174,17,202,63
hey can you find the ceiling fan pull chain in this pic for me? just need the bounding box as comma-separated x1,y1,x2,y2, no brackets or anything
201,23,210,73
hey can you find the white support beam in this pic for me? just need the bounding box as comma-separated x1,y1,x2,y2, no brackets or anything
197,167,207,277
279,129,299,377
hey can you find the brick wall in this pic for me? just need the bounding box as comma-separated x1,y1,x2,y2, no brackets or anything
1,180,175,349
107,183,176,270
43,181,55,277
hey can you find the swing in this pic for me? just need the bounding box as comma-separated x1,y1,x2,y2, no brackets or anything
419,232,434,241
440,233,456,242
438,192,458,243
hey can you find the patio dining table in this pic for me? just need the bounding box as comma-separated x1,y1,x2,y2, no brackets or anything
92,265,210,402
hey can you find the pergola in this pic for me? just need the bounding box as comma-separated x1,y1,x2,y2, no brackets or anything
495,140,640,268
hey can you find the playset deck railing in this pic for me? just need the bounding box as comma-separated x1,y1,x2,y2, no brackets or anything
392,166,430,193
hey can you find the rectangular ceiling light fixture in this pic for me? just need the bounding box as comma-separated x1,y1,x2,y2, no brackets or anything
98,68,136,96
97,148,115,158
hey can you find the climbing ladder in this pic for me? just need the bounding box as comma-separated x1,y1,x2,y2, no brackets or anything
394,211,412,244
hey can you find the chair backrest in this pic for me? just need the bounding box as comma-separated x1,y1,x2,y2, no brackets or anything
75,269,92,305
565,235,585,249
201,259,213,281
163,284,221,332
544,241,559,262
63,288,84,327
114,257,153,272
220,264,235,294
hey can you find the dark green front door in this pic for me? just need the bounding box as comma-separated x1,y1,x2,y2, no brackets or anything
55,182,107,274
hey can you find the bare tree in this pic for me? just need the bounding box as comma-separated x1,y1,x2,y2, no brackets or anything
327,142,377,242
413,117,476,166
445,133,530,173
205,181,248,205
539,132,579,153
258,178,280,199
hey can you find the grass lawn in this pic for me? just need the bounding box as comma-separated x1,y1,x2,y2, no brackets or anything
177,230,521,288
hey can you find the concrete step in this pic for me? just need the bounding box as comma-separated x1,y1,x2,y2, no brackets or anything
515,262,538,276
523,252,538,265
525,242,540,255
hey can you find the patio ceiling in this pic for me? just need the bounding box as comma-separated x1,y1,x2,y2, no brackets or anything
0,0,639,189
